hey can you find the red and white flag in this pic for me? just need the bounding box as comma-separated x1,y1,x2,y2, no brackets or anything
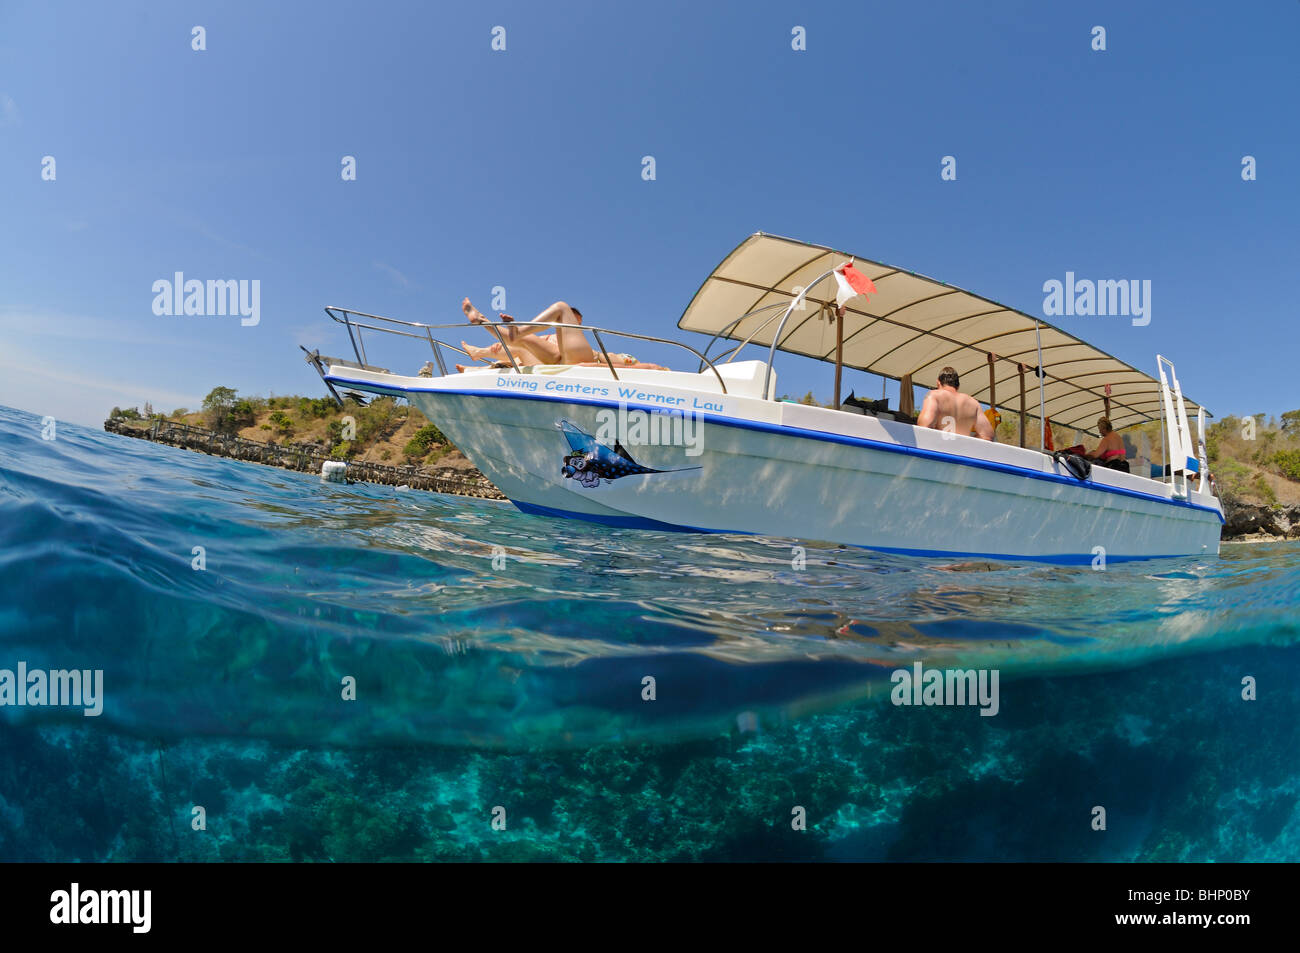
833,260,878,310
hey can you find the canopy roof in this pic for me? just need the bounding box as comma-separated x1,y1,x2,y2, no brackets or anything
677,233,1207,434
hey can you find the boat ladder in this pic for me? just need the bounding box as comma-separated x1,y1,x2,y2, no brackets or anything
1156,355,1206,497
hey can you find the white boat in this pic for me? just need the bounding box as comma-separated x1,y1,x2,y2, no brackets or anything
304,233,1222,563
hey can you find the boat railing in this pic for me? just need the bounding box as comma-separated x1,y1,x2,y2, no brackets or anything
323,306,730,395
696,302,795,371
694,268,840,401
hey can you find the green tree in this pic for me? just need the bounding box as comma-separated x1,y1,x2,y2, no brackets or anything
202,386,239,432
354,396,400,443
268,410,294,437
403,423,446,461
296,396,336,419
1272,449,1300,482
230,399,258,430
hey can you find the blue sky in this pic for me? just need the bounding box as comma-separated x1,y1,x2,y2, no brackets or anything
2,0,1296,426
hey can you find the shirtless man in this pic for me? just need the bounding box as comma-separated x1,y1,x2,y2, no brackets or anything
916,366,995,441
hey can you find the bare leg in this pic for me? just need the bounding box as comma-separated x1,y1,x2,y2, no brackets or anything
461,335,556,365
499,302,594,363
461,340,500,362
492,334,563,364
510,335,561,364
510,332,561,363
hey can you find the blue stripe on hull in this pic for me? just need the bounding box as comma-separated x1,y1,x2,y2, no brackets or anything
511,499,708,532
510,500,1190,564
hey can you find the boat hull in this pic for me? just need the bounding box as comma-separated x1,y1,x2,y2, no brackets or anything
335,379,1216,564
327,370,1223,563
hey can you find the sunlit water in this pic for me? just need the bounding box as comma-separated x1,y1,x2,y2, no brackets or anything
2,405,1297,860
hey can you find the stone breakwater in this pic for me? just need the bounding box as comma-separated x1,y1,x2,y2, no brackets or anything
104,418,506,501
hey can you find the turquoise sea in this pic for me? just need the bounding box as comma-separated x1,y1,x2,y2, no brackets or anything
1,403,1298,861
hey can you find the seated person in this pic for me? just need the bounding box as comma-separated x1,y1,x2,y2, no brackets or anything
1086,417,1127,466
454,298,666,371
916,366,995,441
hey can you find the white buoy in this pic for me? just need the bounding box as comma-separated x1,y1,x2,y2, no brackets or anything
321,460,347,483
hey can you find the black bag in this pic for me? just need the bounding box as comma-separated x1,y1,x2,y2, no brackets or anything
1051,451,1092,481
841,391,890,415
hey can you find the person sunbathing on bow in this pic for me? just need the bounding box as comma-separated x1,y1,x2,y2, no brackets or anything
454,298,664,371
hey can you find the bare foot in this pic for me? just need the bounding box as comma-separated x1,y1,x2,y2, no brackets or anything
461,340,498,362
455,363,468,373
498,312,514,323
461,297,488,324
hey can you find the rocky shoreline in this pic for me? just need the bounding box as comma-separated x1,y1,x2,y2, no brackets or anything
1219,495,1300,541
104,417,506,501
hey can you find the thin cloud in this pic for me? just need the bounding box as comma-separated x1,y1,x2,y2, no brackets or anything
373,261,415,290
0,306,166,348
193,220,272,262
0,344,202,426
290,321,329,349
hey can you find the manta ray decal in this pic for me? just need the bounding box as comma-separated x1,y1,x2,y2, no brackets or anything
556,419,700,488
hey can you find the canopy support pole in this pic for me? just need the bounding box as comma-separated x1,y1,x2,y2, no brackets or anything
832,304,844,408
1018,363,1026,448
986,351,997,420
1035,320,1045,451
